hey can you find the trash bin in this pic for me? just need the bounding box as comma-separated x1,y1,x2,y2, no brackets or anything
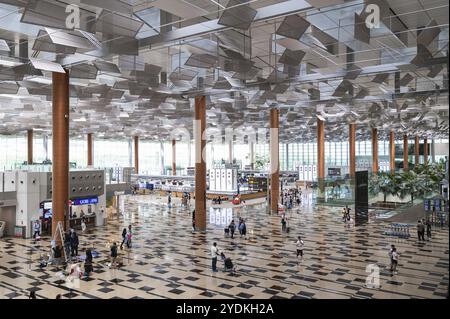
0,221,6,238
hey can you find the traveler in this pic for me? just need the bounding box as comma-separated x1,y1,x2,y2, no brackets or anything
417,220,425,241
126,229,132,249
211,242,219,272
426,219,432,239
296,236,304,262
70,231,79,257
33,220,41,239
55,294,62,299
110,242,118,268
120,228,127,250
64,231,71,257
239,220,247,239
281,216,287,232
192,218,196,233
391,247,399,275
229,220,236,238
388,244,396,272
29,291,36,299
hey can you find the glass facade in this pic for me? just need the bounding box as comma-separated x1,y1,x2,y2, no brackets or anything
0,135,448,174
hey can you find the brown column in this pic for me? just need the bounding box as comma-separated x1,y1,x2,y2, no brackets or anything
389,130,395,173
403,135,408,171
134,136,139,174
415,135,420,167
27,129,33,164
87,133,93,167
371,128,378,174
194,96,206,231
52,70,70,240
171,139,176,175
317,119,325,185
423,137,428,165
270,108,279,213
349,123,356,177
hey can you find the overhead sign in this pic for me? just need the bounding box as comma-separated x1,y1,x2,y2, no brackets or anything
72,197,98,205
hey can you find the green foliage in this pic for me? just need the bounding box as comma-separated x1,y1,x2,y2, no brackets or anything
254,154,269,170
370,162,446,203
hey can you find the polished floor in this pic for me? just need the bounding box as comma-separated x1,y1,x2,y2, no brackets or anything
0,193,448,299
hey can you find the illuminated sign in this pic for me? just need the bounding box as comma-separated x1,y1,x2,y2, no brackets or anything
72,197,98,205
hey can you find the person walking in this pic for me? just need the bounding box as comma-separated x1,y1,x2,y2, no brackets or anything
33,220,41,239
120,227,127,250
210,242,219,272
70,231,79,257
29,291,36,299
296,236,304,263
110,242,118,268
126,228,132,249
390,247,399,275
229,220,236,238
426,219,432,239
281,215,287,232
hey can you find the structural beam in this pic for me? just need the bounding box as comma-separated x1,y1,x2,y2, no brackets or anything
172,139,176,175
134,136,139,174
415,135,420,167
389,130,395,173
403,135,409,171
349,123,356,177
87,133,93,167
270,108,280,214
52,70,70,239
371,128,378,174
27,129,33,165
194,96,207,231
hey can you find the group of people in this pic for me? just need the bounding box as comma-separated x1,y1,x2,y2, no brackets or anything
224,218,247,239
63,229,80,259
417,218,432,241
281,188,302,209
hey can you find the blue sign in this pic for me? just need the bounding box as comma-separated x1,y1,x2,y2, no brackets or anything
434,199,441,212
72,197,98,205
424,200,430,212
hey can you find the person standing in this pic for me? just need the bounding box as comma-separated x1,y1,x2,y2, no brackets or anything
281,215,287,232
388,244,395,272
296,236,304,263
426,219,432,239
210,242,219,272
70,231,79,257
417,220,425,241
110,242,118,268
63,231,71,258
241,220,247,239
29,291,36,299
391,247,399,275
229,220,236,239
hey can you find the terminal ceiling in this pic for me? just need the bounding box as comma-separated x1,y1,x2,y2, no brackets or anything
0,0,448,143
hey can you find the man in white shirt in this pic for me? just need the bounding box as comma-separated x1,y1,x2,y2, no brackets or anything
211,242,219,272
296,236,304,263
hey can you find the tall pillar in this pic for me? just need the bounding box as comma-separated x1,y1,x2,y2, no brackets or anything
424,137,428,165
134,136,139,174
27,129,33,165
172,139,176,175
317,119,325,185
371,128,378,174
403,135,409,171
389,130,395,173
415,135,420,167
228,140,233,163
52,70,70,239
87,133,93,167
431,138,436,163
194,96,206,231
249,142,254,170
270,108,280,213
349,123,356,177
